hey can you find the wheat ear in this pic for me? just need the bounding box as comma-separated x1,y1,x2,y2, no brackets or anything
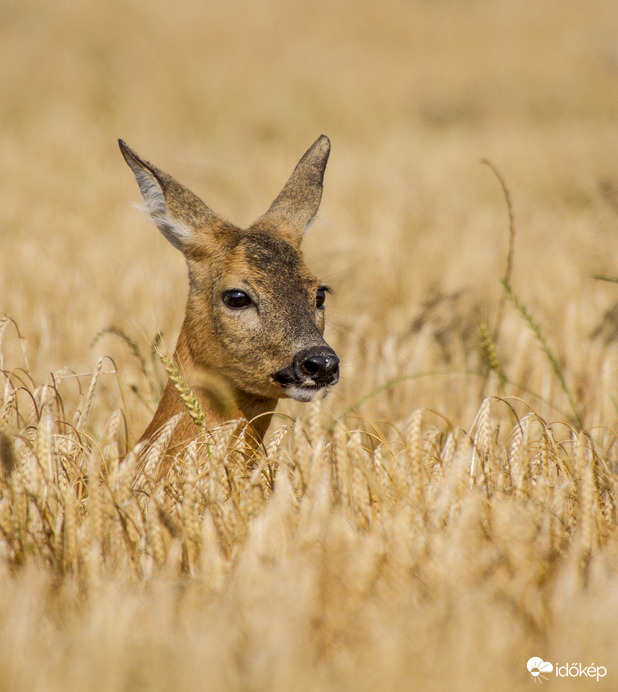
158,350,205,428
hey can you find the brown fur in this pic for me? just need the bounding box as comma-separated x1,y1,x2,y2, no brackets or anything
119,136,338,467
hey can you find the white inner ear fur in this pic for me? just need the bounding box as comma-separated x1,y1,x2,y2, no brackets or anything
302,213,320,235
132,167,193,251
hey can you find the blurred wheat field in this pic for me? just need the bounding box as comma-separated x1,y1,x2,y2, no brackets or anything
1,0,618,689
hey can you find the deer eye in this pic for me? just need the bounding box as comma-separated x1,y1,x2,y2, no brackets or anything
316,286,327,309
222,289,253,309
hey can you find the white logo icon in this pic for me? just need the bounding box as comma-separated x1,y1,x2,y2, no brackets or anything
528,658,553,683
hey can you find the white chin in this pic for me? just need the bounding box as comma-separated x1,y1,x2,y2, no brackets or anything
286,386,325,403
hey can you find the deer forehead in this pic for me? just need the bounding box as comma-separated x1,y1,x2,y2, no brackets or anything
188,231,316,293
241,232,316,285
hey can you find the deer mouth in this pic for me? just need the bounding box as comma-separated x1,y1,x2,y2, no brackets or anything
286,384,331,402
274,379,338,403
272,346,340,401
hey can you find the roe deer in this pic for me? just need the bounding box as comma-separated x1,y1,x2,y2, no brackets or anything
119,136,339,465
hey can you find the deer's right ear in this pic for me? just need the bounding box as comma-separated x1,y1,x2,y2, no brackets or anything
118,140,222,252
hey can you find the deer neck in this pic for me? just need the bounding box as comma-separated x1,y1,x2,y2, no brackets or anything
138,325,277,451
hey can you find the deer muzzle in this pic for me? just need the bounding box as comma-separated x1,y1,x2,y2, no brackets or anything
272,345,340,401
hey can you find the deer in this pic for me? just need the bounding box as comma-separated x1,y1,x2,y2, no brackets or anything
118,135,339,469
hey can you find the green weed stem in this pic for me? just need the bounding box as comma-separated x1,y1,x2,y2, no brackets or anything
501,279,583,428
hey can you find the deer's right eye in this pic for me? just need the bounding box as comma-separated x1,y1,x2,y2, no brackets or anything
222,290,253,309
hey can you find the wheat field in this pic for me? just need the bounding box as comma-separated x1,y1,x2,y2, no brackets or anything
1,0,618,690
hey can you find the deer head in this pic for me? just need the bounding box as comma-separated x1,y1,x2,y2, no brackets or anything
119,136,339,446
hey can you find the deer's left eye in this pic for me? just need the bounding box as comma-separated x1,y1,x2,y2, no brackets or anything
223,290,253,309
316,286,327,309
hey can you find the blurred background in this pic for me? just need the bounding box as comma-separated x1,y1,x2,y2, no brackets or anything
1,0,617,437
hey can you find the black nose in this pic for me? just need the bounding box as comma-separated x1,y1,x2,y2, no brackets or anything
296,346,340,385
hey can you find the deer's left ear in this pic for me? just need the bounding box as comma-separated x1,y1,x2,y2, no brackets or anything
260,135,330,240
118,139,227,252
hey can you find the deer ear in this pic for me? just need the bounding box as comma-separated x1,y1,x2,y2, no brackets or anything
261,135,330,238
118,140,222,251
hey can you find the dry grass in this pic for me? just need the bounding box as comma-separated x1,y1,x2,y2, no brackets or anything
1,0,618,689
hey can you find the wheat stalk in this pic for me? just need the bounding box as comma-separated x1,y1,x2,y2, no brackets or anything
405,409,425,506
75,356,105,433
